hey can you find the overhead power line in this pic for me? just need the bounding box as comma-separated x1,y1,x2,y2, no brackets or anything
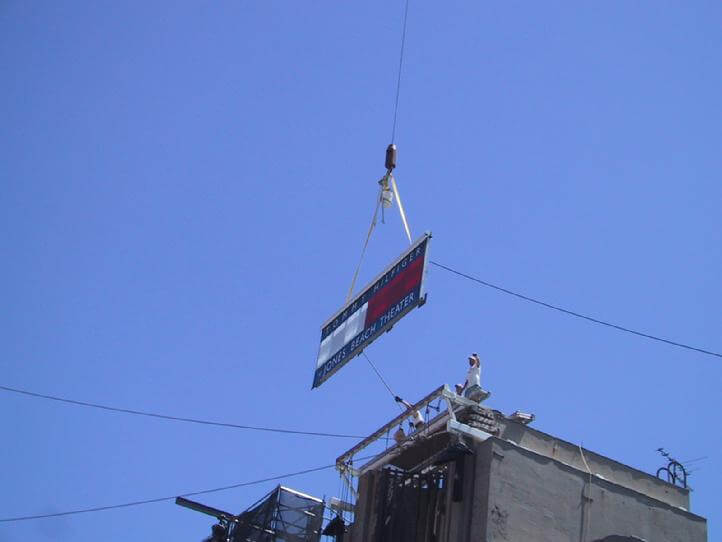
0,385,365,439
0,457,373,523
430,260,722,360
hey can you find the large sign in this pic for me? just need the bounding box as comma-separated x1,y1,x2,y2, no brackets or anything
313,233,431,388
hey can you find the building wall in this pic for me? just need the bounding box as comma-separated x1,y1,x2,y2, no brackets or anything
349,429,706,542
495,418,690,511
475,438,707,542
349,470,378,542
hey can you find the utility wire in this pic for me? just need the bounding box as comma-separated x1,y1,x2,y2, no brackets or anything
430,260,722,359
0,456,373,523
0,384,365,439
390,0,410,143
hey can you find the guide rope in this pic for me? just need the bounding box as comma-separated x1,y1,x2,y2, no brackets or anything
362,352,405,412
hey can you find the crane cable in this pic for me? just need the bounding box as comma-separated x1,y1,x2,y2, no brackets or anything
346,0,414,302
390,0,411,144
388,0,413,244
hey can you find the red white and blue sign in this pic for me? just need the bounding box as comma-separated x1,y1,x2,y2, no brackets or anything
313,233,431,388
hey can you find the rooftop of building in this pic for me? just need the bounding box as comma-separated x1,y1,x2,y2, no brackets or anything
336,384,696,514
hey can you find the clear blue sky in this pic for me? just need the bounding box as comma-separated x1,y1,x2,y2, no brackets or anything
2,2,720,540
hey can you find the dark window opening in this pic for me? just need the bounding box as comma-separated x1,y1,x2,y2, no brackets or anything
374,467,448,542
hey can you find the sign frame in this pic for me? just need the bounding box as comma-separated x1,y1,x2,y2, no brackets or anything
312,232,431,388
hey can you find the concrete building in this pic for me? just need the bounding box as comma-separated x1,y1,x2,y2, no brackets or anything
337,385,707,542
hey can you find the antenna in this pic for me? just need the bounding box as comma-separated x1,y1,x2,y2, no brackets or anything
655,449,689,489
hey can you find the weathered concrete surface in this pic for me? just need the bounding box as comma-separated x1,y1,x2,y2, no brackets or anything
495,415,690,511
476,438,707,542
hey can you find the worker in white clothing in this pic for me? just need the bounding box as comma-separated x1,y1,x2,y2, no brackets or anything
395,396,425,431
458,352,482,400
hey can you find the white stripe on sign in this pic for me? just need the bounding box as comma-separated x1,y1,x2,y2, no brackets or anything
316,303,368,368
344,303,368,343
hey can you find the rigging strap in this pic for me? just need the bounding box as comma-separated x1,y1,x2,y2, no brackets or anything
390,173,412,244
346,187,382,303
